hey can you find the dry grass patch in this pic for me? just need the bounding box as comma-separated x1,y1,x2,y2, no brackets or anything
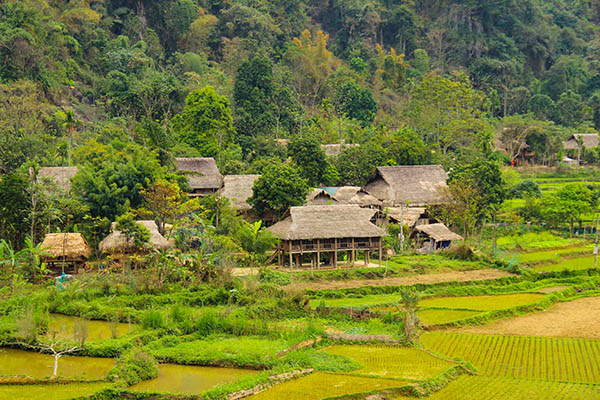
459,296,600,338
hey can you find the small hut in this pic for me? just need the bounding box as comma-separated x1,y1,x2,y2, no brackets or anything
562,133,599,150
320,143,360,157
220,174,261,212
175,157,223,196
306,189,338,205
40,233,91,274
38,167,79,192
385,207,436,228
268,205,386,269
363,165,448,207
99,220,173,255
412,223,463,252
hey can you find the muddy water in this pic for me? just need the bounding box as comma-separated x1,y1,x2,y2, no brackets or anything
48,313,137,341
129,364,259,395
0,382,108,400
0,348,114,380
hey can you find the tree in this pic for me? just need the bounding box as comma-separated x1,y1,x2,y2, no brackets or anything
540,184,595,235
496,115,545,163
336,143,387,186
448,159,506,214
399,288,419,344
333,80,377,125
386,128,431,165
248,162,309,220
235,221,278,266
173,86,235,158
0,173,30,247
116,212,151,251
284,30,339,108
140,178,202,236
233,57,276,150
438,181,481,239
288,134,330,186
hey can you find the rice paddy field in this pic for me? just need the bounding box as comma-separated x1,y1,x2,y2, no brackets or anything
322,345,456,380
392,376,600,400
0,383,109,400
247,372,408,400
422,332,600,383
418,293,545,311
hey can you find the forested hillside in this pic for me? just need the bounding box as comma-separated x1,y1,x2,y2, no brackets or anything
1,0,600,245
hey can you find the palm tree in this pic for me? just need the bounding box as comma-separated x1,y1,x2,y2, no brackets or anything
59,110,80,166
0,239,27,294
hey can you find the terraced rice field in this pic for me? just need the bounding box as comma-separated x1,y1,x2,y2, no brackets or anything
418,293,545,311
532,256,596,272
323,345,455,380
422,332,600,383
247,372,407,400
392,376,600,400
416,309,482,325
517,245,593,265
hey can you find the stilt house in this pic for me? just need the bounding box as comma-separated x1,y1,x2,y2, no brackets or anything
268,205,386,268
412,223,463,251
40,233,91,274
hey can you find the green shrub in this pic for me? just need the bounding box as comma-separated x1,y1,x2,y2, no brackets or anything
141,309,165,330
107,349,159,386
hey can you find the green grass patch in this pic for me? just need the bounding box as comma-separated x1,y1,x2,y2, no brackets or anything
146,335,289,368
323,345,456,381
418,293,545,311
517,245,594,265
496,232,583,251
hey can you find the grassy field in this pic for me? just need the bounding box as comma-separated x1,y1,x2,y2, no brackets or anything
422,332,600,383
392,375,600,400
517,245,594,265
322,345,456,380
416,309,483,325
496,232,584,251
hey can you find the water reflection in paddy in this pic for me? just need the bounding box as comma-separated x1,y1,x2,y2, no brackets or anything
0,348,114,380
48,313,137,341
129,364,260,395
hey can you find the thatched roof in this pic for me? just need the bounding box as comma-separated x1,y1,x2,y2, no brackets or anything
414,223,463,242
364,165,448,206
307,189,338,205
335,187,382,207
99,220,173,254
386,207,427,227
175,158,222,190
321,143,360,157
563,134,599,150
38,167,79,191
268,205,385,240
41,233,91,259
220,174,261,211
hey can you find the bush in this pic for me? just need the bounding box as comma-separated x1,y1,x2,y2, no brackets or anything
509,180,541,199
445,244,476,261
107,349,159,386
141,309,166,330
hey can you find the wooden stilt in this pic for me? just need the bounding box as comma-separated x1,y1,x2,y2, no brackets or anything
317,239,320,270
379,237,383,268
334,238,338,269
351,238,355,266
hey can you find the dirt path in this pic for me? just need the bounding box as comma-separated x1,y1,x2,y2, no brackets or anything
459,296,600,338
287,269,512,291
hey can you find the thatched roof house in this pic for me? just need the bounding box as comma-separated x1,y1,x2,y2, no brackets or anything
99,220,172,254
363,165,448,206
413,223,463,251
563,134,599,150
38,167,79,192
41,233,91,260
335,187,381,207
269,205,386,268
175,157,222,196
220,174,261,211
40,233,91,274
269,205,384,241
307,189,338,205
385,207,430,228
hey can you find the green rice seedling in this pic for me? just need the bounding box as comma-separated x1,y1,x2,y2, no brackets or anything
247,372,408,400
0,383,108,400
418,293,545,311
323,345,456,381
416,309,483,325
533,256,596,273
392,375,600,400
422,332,600,384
